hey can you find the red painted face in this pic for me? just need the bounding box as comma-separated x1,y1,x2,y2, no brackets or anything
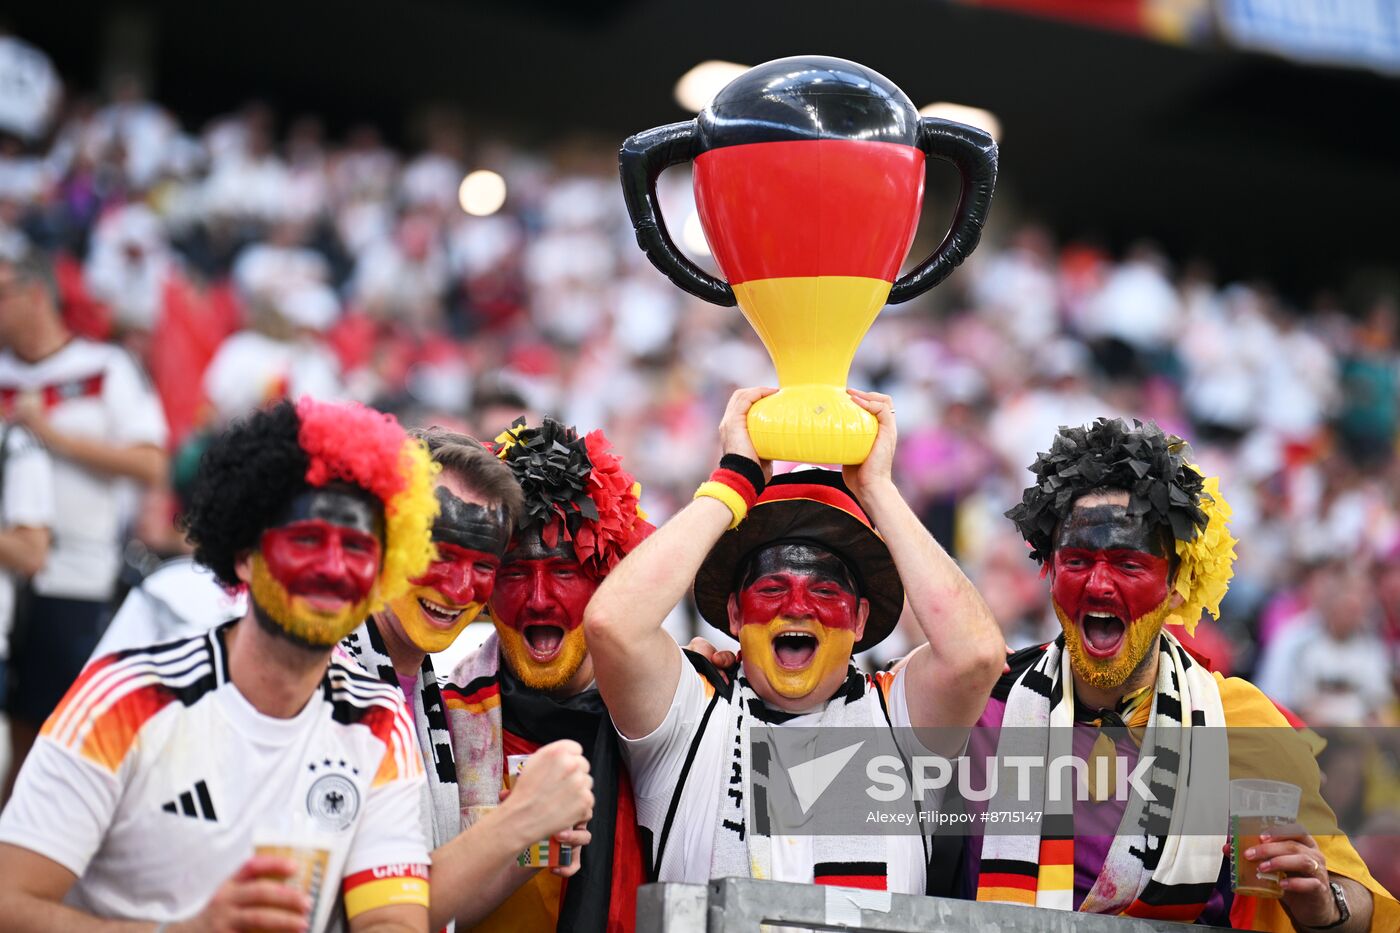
260,519,381,607
1050,548,1170,628
731,543,864,703
736,571,862,632
412,543,500,607
1050,499,1174,685
490,533,599,690
492,557,597,635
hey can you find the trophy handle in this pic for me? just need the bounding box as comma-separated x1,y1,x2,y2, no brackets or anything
886,118,998,304
619,122,737,308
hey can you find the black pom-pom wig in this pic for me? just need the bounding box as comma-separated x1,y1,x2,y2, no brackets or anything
1004,417,1207,566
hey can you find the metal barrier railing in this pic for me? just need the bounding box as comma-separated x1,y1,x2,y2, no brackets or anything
638,879,1234,932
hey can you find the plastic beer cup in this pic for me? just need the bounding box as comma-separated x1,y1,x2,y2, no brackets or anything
1230,779,1302,898
506,753,574,869
249,834,331,932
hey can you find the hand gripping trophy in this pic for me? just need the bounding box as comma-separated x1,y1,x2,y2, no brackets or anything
620,55,997,463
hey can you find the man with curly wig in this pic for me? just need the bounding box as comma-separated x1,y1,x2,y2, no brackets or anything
0,398,444,932
441,416,653,933
957,417,1397,931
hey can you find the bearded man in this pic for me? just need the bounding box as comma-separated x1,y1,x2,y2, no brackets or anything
338,428,595,930
585,387,1007,893
443,417,653,933
962,418,1397,931
0,398,439,931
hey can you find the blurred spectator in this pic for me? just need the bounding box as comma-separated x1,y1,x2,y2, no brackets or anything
1080,241,1180,380
1376,542,1400,703
1255,562,1396,725
0,35,60,143
0,246,167,798
0,425,52,714
1336,299,1400,469
201,282,344,423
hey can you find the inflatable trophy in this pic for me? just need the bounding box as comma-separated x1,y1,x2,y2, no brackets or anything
620,55,997,463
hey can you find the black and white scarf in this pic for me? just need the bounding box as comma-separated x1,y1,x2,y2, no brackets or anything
339,621,461,848
977,631,1227,917
708,667,908,890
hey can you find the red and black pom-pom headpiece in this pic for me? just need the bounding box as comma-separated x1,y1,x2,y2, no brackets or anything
492,417,653,580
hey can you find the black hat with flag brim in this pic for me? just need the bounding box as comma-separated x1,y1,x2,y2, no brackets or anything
692,469,903,653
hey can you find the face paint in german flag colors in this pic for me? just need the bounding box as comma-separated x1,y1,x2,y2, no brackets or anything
692,59,926,388
387,487,510,654
732,543,864,702
250,486,384,648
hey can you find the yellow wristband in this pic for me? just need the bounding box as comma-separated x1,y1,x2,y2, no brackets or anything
695,480,749,529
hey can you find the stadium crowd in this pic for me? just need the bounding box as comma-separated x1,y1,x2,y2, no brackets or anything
0,33,1397,927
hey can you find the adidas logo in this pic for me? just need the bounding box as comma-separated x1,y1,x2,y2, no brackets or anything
161,780,218,822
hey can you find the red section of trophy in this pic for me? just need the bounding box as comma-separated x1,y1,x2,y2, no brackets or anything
693,139,926,286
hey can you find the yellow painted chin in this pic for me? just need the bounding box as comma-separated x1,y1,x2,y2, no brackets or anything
388,587,483,653
738,617,856,700
494,620,588,691
250,555,376,647
1057,597,1172,690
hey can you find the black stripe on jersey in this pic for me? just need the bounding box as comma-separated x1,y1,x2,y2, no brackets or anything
96,635,219,709
325,658,404,726
813,861,885,878
194,779,218,820
109,634,209,670
332,673,402,706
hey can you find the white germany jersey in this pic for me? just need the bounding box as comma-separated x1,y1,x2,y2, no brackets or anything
0,623,431,930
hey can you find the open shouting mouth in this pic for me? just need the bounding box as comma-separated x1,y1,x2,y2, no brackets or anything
739,616,857,702
1079,611,1127,658
523,624,566,662
772,629,819,670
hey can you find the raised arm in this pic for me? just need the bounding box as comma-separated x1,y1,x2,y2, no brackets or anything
585,387,773,739
843,389,1005,729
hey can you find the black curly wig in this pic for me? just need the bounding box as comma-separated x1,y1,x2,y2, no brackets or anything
1005,417,1208,565
180,401,314,587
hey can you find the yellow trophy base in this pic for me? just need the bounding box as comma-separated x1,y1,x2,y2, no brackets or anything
747,385,877,465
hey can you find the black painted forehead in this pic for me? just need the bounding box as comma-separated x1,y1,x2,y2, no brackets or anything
275,484,383,537
433,487,511,557
739,542,858,594
502,524,579,565
1054,503,1168,557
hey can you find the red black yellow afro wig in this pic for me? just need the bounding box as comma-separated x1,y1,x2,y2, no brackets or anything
183,397,438,611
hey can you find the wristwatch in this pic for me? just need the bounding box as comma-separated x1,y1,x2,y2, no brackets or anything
1304,881,1351,930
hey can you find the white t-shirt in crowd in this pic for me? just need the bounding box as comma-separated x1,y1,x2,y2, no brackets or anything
91,557,246,660
0,339,168,601
619,644,928,894
0,624,430,931
202,330,344,424
0,425,54,656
